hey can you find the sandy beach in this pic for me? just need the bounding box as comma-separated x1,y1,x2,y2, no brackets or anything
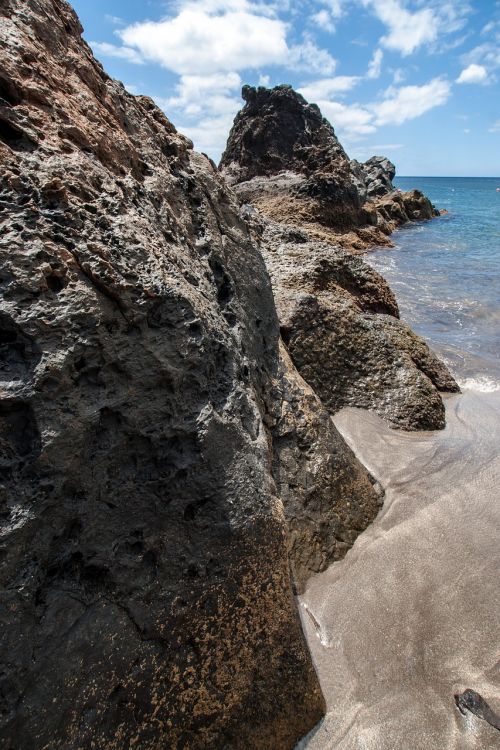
298,388,500,749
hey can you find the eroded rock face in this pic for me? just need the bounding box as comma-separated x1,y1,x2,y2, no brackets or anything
253,219,459,431
220,86,438,251
350,156,396,198
0,1,327,747
274,343,383,591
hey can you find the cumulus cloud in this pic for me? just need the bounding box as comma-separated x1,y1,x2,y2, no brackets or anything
456,64,488,85
288,35,337,74
461,42,500,76
298,76,361,100
367,48,383,78
304,75,451,141
317,100,376,136
157,72,243,156
164,72,242,116
358,0,471,57
311,9,337,33
178,113,239,155
119,9,288,74
372,77,451,125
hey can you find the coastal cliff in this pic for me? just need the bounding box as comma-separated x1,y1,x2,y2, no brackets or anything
0,2,457,748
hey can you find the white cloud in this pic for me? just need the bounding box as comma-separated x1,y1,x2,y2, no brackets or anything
361,0,438,55
153,71,244,158
176,112,238,155
359,0,471,57
366,143,404,150
489,120,500,133
90,41,144,65
319,0,343,17
164,72,242,116
119,8,289,74
105,15,125,26
372,77,451,125
311,9,336,32
258,73,271,86
318,100,376,135
461,43,500,73
456,64,488,85
288,35,337,74
298,76,361,100
391,67,406,84
367,48,383,79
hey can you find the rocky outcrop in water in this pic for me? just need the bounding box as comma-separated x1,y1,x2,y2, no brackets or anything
0,1,393,748
220,85,438,251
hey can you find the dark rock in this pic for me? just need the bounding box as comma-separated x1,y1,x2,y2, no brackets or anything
0,2,327,748
351,156,396,198
274,343,383,590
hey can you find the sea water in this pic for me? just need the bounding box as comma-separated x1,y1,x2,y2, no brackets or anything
368,176,500,390
297,178,500,750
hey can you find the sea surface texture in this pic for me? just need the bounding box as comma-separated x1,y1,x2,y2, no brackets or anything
297,177,500,749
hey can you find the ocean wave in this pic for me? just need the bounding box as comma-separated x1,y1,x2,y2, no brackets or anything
457,375,500,393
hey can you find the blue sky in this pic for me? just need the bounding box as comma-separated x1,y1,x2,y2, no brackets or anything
72,0,500,176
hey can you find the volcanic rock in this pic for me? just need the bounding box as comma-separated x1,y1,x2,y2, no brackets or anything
220,85,438,250
274,343,383,590
248,217,459,431
0,1,334,747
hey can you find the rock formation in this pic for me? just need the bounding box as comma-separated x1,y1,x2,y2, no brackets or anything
0,1,387,748
221,89,458,431
220,85,438,251
246,217,458,430
274,343,382,590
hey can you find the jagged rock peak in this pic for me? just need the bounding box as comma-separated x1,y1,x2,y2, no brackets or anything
220,84,351,184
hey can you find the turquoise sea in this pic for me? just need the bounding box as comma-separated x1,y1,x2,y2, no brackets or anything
366,176,500,390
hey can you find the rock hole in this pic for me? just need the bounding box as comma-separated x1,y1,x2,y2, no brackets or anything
0,116,37,151
0,74,22,106
0,315,40,382
46,274,66,293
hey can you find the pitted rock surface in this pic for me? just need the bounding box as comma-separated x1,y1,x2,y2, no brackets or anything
0,1,333,748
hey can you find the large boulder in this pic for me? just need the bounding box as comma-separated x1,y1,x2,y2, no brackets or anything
350,156,396,198
274,343,383,591
0,1,328,747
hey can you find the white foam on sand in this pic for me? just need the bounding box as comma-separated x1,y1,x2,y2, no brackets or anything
296,391,500,750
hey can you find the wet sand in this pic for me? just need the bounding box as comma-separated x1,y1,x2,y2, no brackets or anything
297,389,500,750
